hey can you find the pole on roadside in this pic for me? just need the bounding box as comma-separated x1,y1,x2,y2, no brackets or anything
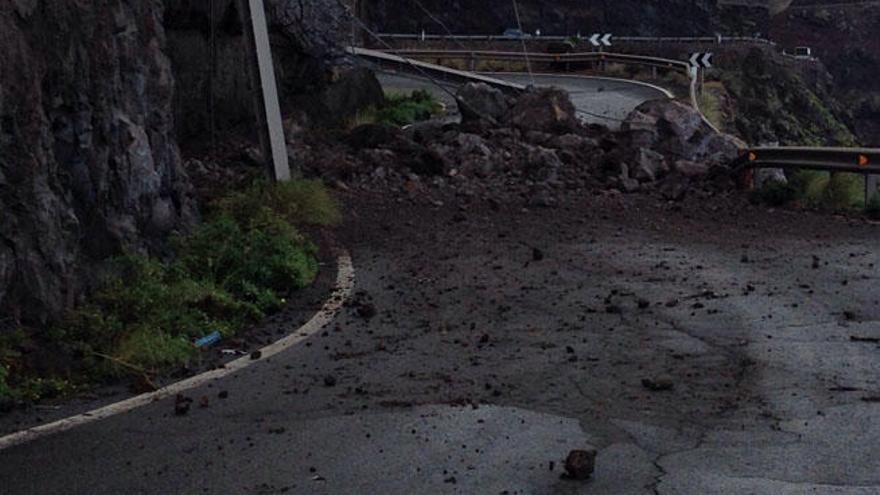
238,0,293,181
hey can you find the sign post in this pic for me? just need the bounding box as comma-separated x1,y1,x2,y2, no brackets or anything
239,0,293,181
689,52,713,96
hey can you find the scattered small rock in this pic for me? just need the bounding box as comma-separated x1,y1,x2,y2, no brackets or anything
532,247,545,261
563,449,597,480
356,302,377,319
250,350,263,360
641,375,675,391
174,394,193,416
323,375,338,387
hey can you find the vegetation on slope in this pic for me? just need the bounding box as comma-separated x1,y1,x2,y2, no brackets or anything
0,180,340,405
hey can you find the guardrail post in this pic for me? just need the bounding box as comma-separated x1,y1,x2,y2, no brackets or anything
866,174,878,205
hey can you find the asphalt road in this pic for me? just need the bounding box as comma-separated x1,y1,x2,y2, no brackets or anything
1,192,879,494
376,71,671,129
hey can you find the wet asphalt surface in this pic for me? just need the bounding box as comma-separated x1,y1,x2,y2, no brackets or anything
1,191,879,494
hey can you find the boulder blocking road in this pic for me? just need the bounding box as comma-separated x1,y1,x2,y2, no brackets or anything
1,192,879,494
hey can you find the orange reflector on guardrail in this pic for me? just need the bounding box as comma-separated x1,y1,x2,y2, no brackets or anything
859,154,869,167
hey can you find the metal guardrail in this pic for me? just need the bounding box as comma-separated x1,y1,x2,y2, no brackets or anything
744,147,880,202
377,33,779,47
746,147,878,174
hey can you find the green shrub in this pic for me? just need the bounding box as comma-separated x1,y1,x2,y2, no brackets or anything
344,90,442,129
751,178,798,206
15,377,75,402
376,90,442,126
782,170,864,211
823,173,863,210
866,193,880,219
51,179,335,379
175,212,318,307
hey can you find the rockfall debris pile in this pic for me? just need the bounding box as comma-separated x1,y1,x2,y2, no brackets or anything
283,82,746,206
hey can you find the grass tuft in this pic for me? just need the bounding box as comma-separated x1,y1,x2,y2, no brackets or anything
346,90,443,129
753,170,865,211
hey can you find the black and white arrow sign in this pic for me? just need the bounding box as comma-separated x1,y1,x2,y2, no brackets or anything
589,33,612,47
689,52,713,68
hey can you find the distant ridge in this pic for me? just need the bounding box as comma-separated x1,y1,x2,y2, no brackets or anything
717,0,794,15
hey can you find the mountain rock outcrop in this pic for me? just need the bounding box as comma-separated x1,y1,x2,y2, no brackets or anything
0,1,198,323
164,0,358,143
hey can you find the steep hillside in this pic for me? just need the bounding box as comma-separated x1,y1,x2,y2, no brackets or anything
714,49,856,145
770,2,880,145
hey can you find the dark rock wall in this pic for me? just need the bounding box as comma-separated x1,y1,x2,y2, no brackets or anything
164,0,352,145
0,1,196,323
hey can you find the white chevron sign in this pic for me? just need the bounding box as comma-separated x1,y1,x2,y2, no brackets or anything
589,33,612,47
689,52,713,69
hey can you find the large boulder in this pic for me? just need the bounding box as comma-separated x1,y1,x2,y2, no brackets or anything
622,100,745,167
506,88,580,134
310,67,385,126
0,1,196,323
456,83,510,124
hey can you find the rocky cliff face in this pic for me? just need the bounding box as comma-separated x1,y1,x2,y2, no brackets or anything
164,0,353,144
0,1,197,323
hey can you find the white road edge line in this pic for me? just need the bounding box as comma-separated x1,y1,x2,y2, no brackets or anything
0,251,356,452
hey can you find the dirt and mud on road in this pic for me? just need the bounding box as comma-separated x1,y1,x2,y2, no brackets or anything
2,185,879,493
329,188,880,493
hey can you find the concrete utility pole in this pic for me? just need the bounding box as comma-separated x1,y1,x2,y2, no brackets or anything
238,0,293,181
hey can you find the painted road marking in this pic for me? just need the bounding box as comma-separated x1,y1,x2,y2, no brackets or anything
0,252,355,451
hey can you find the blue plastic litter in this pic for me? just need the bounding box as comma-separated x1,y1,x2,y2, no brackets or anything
194,330,222,348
